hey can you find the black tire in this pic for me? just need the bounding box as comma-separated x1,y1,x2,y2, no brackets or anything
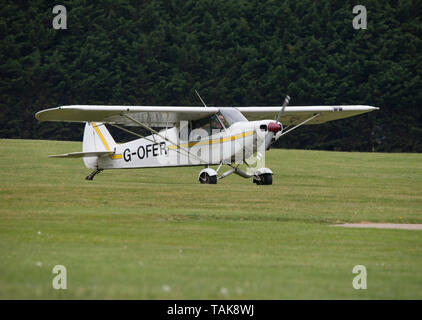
199,172,217,184
259,173,272,185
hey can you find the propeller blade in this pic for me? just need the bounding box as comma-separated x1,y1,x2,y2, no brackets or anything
276,95,290,123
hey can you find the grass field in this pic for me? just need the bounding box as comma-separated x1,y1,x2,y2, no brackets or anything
0,138,421,299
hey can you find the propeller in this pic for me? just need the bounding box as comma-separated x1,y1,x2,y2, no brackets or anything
277,95,290,123
266,95,290,149
268,95,290,134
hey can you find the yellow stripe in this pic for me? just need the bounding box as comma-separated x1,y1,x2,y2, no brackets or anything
92,122,122,160
168,130,254,150
92,122,110,151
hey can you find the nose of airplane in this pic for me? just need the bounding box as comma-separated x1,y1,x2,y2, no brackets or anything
268,122,282,133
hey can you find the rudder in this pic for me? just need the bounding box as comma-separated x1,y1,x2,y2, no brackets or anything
83,122,117,169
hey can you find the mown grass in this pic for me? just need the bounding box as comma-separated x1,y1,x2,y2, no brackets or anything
0,138,421,299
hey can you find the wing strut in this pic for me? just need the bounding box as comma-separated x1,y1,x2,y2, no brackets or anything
279,113,320,137
121,114,208,165
270,113,321,147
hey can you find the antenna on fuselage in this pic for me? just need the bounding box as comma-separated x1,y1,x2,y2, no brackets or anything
195,90,208,108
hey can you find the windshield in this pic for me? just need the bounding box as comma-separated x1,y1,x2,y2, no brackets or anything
219,107,248,125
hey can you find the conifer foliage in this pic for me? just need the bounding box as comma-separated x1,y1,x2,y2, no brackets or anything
0,0,420,151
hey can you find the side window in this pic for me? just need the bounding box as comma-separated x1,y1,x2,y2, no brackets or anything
191,117,211,134
190,117,211,141
216,113,229,128
190,115,225,141
210,115,224,132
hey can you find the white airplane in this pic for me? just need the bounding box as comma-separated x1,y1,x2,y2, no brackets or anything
35,95,378,185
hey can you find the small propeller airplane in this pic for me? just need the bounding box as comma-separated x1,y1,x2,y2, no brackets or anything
35,93,378,185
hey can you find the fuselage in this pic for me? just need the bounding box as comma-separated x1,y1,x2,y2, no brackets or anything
96,119,278,169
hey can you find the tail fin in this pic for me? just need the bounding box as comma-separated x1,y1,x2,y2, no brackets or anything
83,122,117,169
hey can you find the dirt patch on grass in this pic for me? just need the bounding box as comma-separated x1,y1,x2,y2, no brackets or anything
332,223,422,230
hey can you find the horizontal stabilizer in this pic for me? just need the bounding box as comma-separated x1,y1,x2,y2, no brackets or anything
48,151,110,158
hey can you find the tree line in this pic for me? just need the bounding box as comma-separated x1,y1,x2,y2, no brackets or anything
0,0,420,151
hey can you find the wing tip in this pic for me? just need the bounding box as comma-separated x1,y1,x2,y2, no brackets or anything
35,107,61,121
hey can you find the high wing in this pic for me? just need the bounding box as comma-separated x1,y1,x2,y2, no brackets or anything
35,105,219,127
236,105,379,126
35,104,378,127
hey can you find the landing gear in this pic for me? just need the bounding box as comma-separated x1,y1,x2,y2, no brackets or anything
253,168,273,185
85,169,103,180
198,168,218,184
198,166,273,185
199,172,217,184
253,173,273,185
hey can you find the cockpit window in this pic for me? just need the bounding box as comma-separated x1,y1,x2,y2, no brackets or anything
188,108,248,140
190,114,224,138
216,113,229,128
219,107,248,125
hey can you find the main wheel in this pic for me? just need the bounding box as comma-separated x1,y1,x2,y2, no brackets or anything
257,173,272,185
199,172,217,184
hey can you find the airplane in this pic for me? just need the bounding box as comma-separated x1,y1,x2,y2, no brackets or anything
35,94,378,185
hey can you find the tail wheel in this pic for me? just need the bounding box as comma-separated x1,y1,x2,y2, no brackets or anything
254,173,272,185
199,172,217,184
